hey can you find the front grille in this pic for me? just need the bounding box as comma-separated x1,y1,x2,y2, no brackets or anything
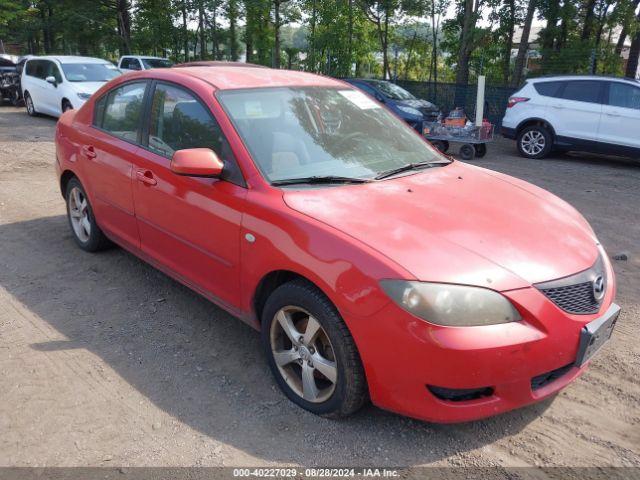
535,253,606,315
419,108,440,121
531,363,573,391
539,281,600,314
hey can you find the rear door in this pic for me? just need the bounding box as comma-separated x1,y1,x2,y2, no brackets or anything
41,60,63,115
24,59,46,110
551,80,604,143
599,81,640,151
81,80,150,248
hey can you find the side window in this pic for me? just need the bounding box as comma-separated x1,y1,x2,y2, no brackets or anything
608,82,640,110
358,82,381,98
44,61,63,83
534,81,563,98
561,81,602,104
147,83,244,185
26,60,45,79
132,59,142,71
100,82,147,142
25,60,36,77
120,58,131,69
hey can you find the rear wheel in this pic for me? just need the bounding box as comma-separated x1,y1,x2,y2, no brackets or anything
261,280,367,418
517,125,552,159
65,178,110,252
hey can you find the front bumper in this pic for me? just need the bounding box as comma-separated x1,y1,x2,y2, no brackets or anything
347,272,617,423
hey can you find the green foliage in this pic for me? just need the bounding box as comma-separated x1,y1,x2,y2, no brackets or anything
0,0,638,84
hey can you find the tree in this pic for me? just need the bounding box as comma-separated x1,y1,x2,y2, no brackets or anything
511,0,535,86
360,0,399,78
626,8,640,77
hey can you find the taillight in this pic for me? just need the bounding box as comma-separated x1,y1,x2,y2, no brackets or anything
507,97,529,108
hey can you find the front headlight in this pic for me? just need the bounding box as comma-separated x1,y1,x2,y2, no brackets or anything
77,92,92,100
380,280,521,327
397,105,422,116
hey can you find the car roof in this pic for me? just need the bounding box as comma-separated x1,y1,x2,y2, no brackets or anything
529,75,640,85
172,66,345,90
27,55,111,64
122,55,168,60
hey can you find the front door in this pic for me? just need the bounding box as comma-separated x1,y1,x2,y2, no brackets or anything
599,81,640,151
550,80,604,143
132,81,246,309
81,80,149,248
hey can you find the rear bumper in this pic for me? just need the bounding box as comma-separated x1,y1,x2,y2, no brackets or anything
347,269,617,423
501,126,517,139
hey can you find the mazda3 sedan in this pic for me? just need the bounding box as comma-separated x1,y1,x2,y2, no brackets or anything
55,66,619,423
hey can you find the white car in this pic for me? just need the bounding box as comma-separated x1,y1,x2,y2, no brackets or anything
502,75,640,159
22,56,120,117
117,55,173,72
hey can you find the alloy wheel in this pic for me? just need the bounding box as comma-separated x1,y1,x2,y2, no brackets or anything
26,94,34,115
68,186,91,242
521,130,546,156
270,306,338,403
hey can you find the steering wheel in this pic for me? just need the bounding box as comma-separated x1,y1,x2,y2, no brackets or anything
332,131,369,152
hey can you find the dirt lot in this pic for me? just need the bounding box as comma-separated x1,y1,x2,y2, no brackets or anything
0,105,639,470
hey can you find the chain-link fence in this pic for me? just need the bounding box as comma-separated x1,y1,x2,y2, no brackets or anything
393,80,517,127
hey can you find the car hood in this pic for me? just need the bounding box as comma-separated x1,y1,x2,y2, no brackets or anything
283,162,598,291
399,98,438,111
69,82,106,96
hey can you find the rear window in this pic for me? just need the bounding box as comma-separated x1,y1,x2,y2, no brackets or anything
607,82,640,110
533,81,564,98
561,81,602,104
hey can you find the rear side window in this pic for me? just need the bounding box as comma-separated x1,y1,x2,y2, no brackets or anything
607,82,640,110
533,81,563,98
561,81,602,104
26,60,45,79
98,82,147,142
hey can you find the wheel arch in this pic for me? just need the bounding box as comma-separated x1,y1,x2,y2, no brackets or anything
60,169,77,198
253,270,328,325
516,118,556,140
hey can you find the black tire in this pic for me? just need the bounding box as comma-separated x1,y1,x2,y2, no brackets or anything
474,143,487,158
261,279,368,418
517,124,552,159
11,89,22,107
459,143,475,160
62,99,73,113
24,91,38,116
65,177,111,252
431,140,449,153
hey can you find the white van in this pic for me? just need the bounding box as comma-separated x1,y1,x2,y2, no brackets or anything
22,56,121,117
117,56,173,72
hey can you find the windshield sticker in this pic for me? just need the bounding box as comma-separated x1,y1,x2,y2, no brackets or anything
338,90,380,110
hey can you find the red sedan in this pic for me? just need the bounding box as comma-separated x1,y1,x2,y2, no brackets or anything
54,65,619,423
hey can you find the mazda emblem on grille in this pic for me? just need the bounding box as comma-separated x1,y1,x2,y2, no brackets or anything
593,275,605,301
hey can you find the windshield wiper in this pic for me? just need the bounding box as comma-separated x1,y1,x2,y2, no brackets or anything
271,175,372,186
374,161,446,180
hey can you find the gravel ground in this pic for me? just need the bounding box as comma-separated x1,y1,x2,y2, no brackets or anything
0,105,639,470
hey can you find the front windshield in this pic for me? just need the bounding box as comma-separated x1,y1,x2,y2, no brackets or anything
61,63,121,82
218,87,446,183
367,80,415,100
141,58,173,69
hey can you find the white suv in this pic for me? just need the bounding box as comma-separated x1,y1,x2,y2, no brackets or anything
117,56,173,72
502,75,640,159
22,56,120,117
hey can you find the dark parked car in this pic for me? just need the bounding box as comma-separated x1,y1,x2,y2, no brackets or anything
343,78,441,132
0,56,27,106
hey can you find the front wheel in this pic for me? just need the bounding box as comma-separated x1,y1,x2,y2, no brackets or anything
459,143,475,160
517,125,552,159
261,280,368,418
24,92,37,116
62,99,73,113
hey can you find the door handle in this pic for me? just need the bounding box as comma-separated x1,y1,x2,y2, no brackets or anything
136,170,157,186
81,145,96,159
551,105,563,109
605,112,621,117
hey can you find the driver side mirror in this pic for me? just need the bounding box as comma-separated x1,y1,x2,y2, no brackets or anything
170,148,224,178
45,75,57,87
